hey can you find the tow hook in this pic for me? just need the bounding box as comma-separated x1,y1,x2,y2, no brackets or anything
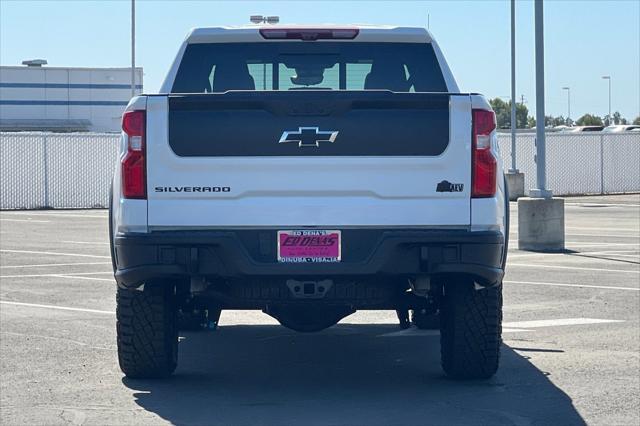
286,279,333,299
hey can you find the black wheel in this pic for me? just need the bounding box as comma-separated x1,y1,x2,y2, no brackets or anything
117,283,178,378
439,279,502,379
411,309,440,330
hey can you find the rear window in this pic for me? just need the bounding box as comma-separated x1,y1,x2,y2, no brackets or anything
172,42,447,93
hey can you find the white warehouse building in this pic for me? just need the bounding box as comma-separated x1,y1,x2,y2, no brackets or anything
0,60,142,132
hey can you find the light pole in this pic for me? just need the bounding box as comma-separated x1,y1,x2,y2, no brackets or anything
131,0,135,98
602,76,611,125
531,0,551,199
509,0,517,172
562,87,570,125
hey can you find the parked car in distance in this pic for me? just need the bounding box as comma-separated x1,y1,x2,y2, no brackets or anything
602,125,640,133
561,125,604,133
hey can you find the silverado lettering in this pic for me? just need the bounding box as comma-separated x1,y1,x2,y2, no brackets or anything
154,186,231,193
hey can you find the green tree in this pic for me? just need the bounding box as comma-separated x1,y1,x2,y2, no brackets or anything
488,98,529,129
551,116,567,127
633,116,640,125
544,115,556,127
489,98,508,128
612,111,627,125
527,116,536,128
575,114,604,126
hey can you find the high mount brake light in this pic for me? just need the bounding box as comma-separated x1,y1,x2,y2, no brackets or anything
259,28,359,41
471,109,497,198
121,110,146,199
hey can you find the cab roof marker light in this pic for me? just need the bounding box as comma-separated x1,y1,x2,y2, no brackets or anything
259,28,359,40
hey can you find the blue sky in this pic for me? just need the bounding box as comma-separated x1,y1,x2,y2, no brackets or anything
1,0,639,121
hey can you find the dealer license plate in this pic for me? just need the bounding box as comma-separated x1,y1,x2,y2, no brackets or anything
277,230,341,263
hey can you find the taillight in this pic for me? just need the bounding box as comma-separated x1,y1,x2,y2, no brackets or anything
259,28,359,40
472,109,497,198
121,110,146,199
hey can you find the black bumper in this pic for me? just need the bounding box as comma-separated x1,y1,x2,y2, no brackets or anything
113,229,505,289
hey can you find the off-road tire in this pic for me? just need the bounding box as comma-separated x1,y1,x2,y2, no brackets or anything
117,284,178,378
440,280,502,379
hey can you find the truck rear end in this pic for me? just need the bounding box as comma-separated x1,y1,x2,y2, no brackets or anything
110,26,507,380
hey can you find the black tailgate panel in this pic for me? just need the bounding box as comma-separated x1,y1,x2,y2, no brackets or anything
167,91,450,157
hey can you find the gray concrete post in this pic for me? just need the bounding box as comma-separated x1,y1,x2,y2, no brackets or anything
517,0,565,252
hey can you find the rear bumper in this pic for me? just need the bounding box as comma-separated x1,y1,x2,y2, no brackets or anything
113,229,505,289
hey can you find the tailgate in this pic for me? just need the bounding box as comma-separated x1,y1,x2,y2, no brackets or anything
145,92,472,228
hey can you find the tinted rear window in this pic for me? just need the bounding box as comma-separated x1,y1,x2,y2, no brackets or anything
172,42,447,93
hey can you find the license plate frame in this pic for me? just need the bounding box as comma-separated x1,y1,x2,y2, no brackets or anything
277,230,342,263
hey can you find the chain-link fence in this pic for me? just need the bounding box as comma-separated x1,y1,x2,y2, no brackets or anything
1,132,118,209
1,131,639,209
496,132,640,196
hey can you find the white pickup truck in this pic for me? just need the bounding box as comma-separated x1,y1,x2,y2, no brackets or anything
110,25,508,380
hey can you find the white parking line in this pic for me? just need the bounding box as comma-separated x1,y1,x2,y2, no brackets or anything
508,263,639,274
566,226,640,232
508,241,640,247
0,218,51,223
0,249,110,259
505,280,639,291
379,317,624,337
53,275,114,282
61,241,109,245
503,318,624,328
561,233,640,239
0,300,627,340
564,202,640,207
510,226,640,233
0,300,114,315
564,242,638,247
1,274,113,282
507,250,639,259
0,212,106,218
0,262,111,269
577,250,639,255
1,271,112,278
379,327,533,337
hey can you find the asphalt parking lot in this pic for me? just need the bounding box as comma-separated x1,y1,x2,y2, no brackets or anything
0,194,638,426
